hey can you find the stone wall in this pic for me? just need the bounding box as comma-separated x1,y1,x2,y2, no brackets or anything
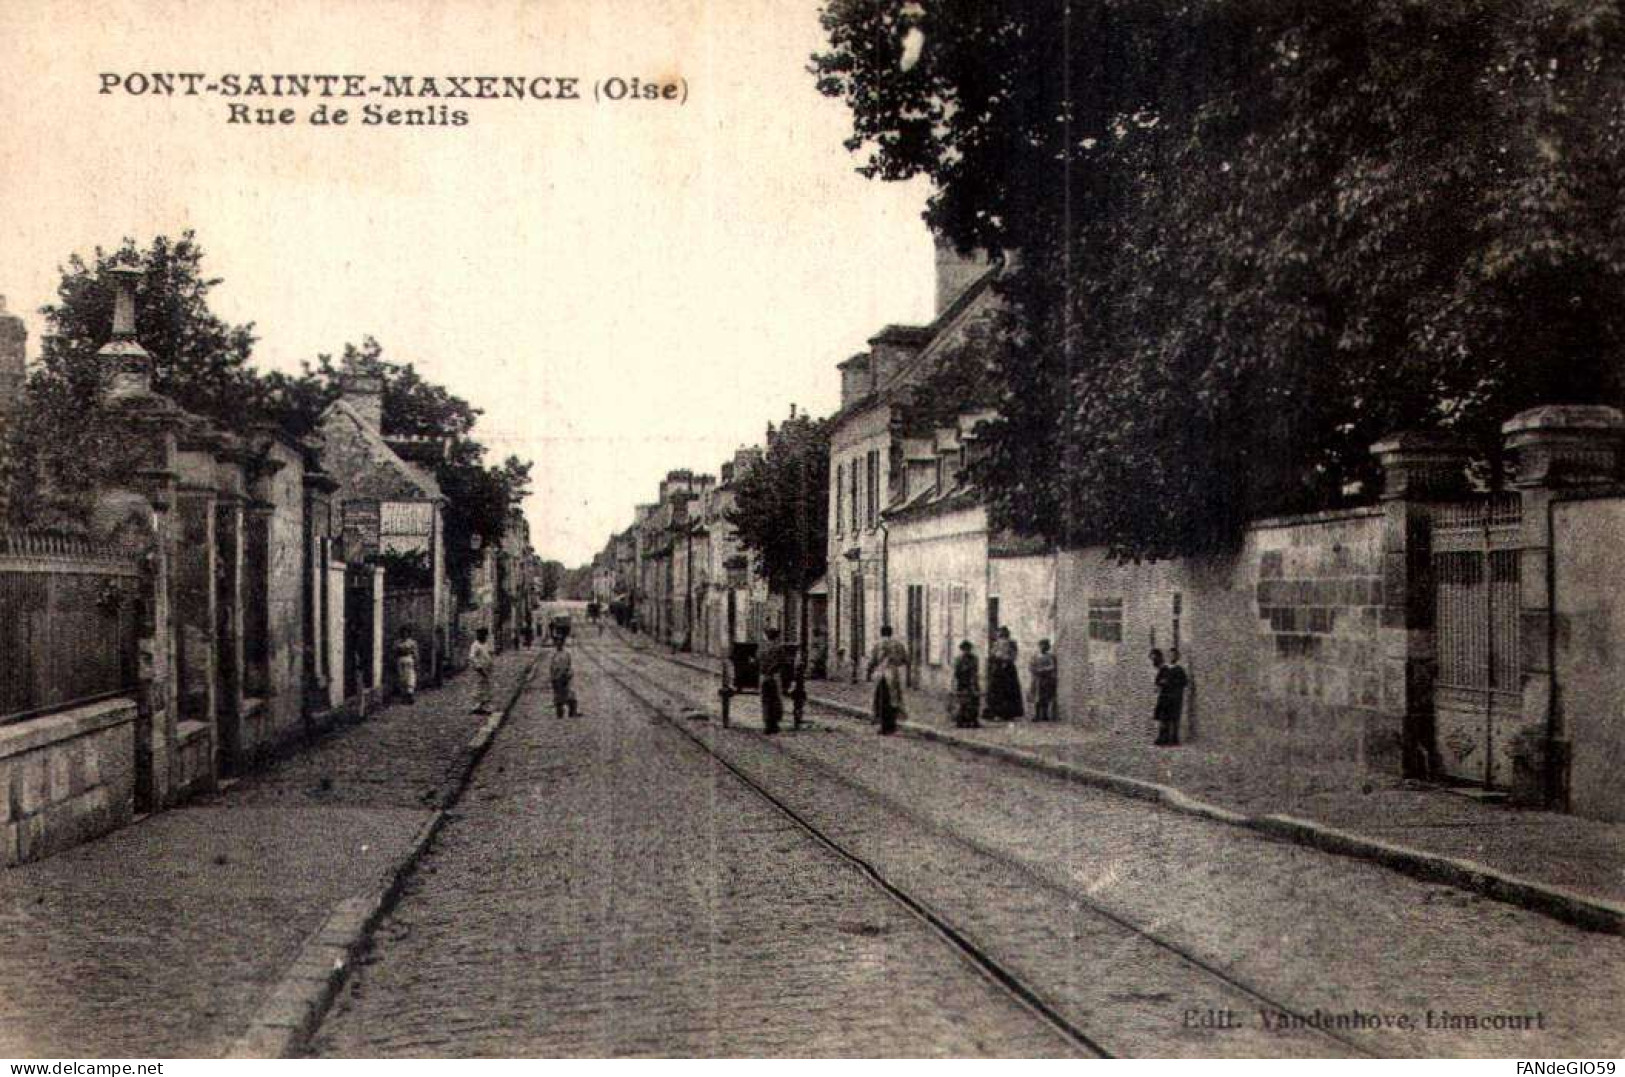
1552,493,1625,820
0,700,137,866
990,551,1057,665
1252,509,1390,767
1055,508,1390,769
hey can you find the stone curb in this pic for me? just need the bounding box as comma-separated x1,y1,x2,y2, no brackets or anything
796,690,1623,936
225,652,542,1059
631,641,1625,934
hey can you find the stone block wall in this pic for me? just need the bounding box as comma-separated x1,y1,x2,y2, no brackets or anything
1250,509,1389,767
1055,507,1391,771
1552,494,1625,820
0,700,137,866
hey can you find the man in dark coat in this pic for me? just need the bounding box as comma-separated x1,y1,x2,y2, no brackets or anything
758,627,785,734
1151,648,1188,746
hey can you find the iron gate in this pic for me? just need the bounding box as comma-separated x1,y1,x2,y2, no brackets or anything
1431,495,1522,787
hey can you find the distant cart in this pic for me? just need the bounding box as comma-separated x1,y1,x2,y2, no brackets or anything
548,614,572,646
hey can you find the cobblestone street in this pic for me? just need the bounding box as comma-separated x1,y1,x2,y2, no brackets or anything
312,636,1077,1057
312,633,1625,1058
0,650,534,1058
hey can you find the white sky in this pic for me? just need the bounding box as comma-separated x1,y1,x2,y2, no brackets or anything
0,0,935,565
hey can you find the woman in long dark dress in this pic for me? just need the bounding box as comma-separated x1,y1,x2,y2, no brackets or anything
986,626,1024,720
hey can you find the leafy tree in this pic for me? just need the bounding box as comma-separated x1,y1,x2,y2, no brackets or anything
536,560,565,601
36,232,262,420
261,337,532,596
816,0,1625,557
729,412,831,602
3,233,265,527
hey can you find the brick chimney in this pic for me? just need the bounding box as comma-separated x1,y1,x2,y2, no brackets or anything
837,353,871,408
0,295,25,422
341,352,385,431
866,325,932,389
934,236,991,317
98,267,153,399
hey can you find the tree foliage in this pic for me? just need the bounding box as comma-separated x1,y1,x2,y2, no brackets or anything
816,0,1625,556
262,337,533,595
3,233,262,527
3,236,533,569
729,412,831,595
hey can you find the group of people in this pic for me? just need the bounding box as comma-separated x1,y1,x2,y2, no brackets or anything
949,629,1061,729
390,616,584,720
860,624,1061,734
754,627,807,734
392,610,1190,748
863,625,1190,747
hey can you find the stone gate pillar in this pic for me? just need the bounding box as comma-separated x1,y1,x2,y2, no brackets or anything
93,265,190,809
1502,405,1625,807
1370,431,1472,777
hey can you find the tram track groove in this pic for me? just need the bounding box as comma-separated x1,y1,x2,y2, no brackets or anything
583,638,1378,1059
576,640,1107,1058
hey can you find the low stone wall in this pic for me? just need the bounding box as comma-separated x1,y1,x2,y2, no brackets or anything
1055,507,1393,771
172,720,216,802
0,698,137,866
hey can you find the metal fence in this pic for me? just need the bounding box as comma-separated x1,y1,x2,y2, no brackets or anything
0,531,143,724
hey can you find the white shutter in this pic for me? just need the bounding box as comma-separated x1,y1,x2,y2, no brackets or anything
924,584,937,666
931,584,947,667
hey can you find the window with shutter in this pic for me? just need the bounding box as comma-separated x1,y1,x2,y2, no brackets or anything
850,460,859,534
835,463,844,537
866,450,879,528
929,584,942,662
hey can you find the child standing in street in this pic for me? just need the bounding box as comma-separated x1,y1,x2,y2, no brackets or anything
470,627,495,715
953,640,982,728
549,638,579,718
394,626,419,704
1029,639,1058,722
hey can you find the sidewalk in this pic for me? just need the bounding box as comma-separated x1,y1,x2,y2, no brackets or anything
627,630,1625,931
0,647,537,1058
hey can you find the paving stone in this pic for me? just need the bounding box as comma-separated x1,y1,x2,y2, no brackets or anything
627,636,1625,1057
0,651,534,1058
311,644,1077,1058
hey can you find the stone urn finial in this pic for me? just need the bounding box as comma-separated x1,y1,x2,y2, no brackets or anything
99,265,153,399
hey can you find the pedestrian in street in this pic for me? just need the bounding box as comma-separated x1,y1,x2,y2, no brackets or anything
866,624,909,735
952,640,982,728
985,626,1024,721
1151,647,1188,746
470,627,496,715
394,625,419,704
549,637,578,718
758,627,785,735
789,658,808,731
1029,638,1058,722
